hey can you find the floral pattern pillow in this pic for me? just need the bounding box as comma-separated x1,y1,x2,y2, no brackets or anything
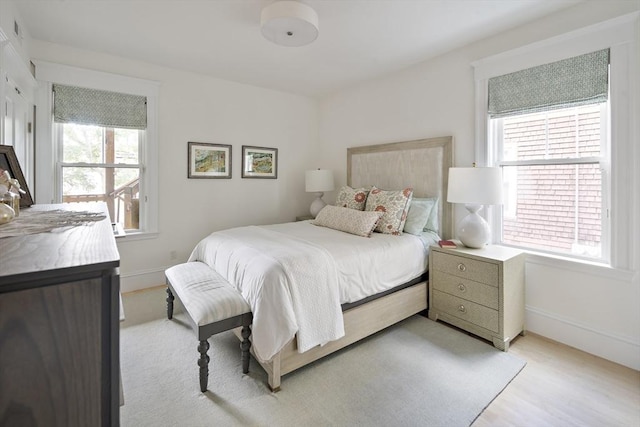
335,186,370,211
312,205,384,237
365,186,414,235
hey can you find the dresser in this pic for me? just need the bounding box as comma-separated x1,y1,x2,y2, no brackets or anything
428,244,525,351
0,204,120,426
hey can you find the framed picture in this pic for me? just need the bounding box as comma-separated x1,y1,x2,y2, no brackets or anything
242,146,278,179
0,145,34,207
188,142,232,179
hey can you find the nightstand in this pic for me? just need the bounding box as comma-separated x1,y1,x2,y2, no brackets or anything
428,244,525,351
295,215,314,221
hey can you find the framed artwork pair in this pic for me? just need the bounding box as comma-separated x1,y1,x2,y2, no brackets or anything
188,142,278,179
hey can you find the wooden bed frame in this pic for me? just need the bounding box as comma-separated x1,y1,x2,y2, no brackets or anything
235,135,454,391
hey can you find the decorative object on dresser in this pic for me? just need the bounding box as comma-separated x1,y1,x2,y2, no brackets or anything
447,166,502,248
0,203,120,426
305,168,335,218
187,142,232,179
0,145,34,207
242,146,278,179
428,244,525,351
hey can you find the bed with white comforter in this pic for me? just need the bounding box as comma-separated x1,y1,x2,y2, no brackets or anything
188,220,438,362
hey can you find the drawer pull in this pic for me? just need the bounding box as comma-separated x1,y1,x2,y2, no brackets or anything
457,283,466,292
457,263,467,272
458,304,467,313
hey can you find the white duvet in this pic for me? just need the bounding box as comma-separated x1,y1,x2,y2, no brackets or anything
188,221,435,362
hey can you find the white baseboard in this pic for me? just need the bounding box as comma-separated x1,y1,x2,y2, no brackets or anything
120,267,167,293
526,306,640,371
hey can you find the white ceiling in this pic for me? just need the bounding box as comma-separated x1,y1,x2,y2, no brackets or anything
15,0,582,98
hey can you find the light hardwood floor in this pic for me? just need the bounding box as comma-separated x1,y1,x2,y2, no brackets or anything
473,332,640,426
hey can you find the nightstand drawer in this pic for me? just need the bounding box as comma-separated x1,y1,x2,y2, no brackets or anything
431,270,499,310
432,290,499,332
432,251,498,286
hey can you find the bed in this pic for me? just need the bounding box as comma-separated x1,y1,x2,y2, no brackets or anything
188,136,453,390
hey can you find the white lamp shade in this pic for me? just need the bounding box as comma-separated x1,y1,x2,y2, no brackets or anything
447,167,503,205
305,169,334,193
261,1,319,47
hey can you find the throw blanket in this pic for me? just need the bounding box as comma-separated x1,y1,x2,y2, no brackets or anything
188,226,345,361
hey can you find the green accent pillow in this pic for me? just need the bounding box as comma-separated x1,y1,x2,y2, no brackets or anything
403,198,436,235
422,197,439,234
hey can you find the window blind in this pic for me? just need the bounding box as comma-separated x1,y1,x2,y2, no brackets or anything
53,84,147,129
488,49,609,118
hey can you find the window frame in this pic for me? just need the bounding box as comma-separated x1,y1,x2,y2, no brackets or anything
489,103,609,262
34,61,159,238
55,123,144,230
472,12,638,272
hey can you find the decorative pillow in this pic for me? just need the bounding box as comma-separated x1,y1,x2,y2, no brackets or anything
365,186,413,235
421,197,439,234
403,198,437,235
335,186,370,211
312,205,383,237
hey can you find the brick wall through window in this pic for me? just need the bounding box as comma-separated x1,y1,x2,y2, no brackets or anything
499,106,602,257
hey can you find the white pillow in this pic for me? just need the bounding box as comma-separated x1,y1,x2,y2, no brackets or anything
312,205,383,237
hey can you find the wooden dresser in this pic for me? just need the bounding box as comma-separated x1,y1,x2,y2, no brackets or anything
428,244,525,351
0,204,120,426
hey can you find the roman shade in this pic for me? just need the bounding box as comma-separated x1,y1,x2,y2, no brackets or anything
53,84,147,130
488,49,609,118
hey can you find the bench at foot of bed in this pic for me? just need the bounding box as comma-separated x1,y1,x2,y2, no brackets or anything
165,261,253,392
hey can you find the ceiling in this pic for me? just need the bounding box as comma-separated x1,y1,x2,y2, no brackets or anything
14,0,582,98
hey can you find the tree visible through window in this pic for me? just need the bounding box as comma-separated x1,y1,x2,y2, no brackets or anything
59,123,141,230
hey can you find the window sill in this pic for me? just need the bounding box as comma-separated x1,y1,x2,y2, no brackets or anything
508,247,636,282
114,230,159,242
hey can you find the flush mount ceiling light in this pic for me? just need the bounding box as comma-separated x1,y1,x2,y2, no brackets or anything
261,1,319,47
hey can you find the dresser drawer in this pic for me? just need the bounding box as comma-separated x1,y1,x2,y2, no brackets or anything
432,290,499,332
431,270,499,310
432,251,498,286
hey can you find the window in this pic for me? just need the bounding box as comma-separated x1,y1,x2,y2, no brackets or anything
485,49,610,261
33,69,160,237
491,104,606,259
57,123,143,230
52,84,148,232
474,14,638,272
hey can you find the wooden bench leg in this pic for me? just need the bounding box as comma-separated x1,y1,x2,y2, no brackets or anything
197,340,210,392
240,325,251,374
166,287,175,320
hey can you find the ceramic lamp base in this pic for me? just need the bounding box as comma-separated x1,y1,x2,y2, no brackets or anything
457,204,491,248
309,192,326,218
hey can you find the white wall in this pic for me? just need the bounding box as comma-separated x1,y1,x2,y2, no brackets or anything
319,1,640,370
29,41,320,292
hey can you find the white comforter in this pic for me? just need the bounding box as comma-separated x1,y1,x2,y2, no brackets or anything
188,221,435,362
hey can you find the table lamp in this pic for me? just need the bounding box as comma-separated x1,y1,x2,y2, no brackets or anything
447,166,503,248
305,169,334,218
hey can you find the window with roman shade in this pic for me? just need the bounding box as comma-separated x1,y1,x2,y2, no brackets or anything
486,49,610,260
53,84,148,232
53,84,147,129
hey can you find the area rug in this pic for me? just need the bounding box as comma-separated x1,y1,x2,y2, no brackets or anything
120,313,525,427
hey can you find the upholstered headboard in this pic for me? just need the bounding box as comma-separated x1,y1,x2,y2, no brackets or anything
347,136,454,240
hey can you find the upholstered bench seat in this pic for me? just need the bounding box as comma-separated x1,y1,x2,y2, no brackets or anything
165,261,252,392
